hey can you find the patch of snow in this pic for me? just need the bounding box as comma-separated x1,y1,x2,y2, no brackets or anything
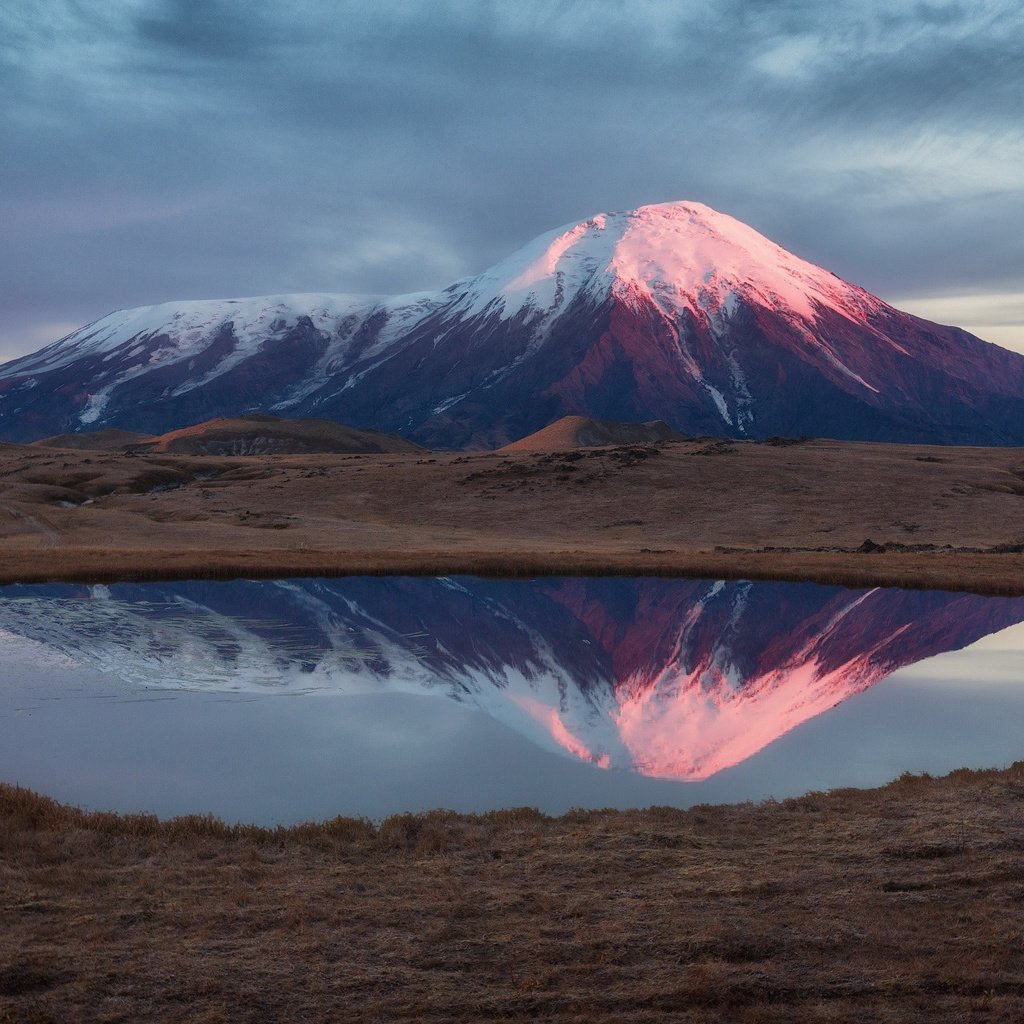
724,350,755,432
431,393,468,415
700,381,732,425
6,294,376,381
78,391,110,425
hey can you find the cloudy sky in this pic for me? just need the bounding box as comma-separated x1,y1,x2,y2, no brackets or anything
2,0,1022,362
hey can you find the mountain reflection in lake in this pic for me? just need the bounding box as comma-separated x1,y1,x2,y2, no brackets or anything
1,576,1022,821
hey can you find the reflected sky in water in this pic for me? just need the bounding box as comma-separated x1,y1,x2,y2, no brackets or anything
0,576,1022,823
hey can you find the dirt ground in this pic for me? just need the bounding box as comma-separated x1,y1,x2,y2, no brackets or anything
3,767,1024,1023
0,436,1021,593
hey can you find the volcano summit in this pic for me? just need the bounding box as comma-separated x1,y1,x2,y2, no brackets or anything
2,202,1023,447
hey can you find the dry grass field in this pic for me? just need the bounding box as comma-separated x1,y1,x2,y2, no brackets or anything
3,766,1024,1023
0,436,1022,593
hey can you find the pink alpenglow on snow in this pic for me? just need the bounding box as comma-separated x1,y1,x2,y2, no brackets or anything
494,203,883,330
2,201,1023,446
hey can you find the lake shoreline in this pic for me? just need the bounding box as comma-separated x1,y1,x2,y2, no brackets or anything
5,766,1024,1022
0,547,1023,596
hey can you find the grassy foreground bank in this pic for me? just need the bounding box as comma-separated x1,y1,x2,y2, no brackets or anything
4,768,1024,1022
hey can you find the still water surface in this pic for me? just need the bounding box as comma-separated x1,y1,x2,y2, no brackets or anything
1,576,1022,823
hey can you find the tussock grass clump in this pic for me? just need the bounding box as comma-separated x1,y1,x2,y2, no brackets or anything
0,784,72,831
377,809,468,853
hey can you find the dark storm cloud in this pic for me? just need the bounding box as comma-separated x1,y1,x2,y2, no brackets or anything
1,0,1021,359
135,0,273,60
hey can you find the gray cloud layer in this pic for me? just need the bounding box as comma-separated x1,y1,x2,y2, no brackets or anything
1,0,1022,358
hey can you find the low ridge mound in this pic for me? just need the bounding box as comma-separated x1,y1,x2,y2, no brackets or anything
501,415,685,451
126,415,423,455
32,428,157,451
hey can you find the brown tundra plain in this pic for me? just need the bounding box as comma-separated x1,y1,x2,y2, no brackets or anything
2,435,1024,1022
0,436,1022,593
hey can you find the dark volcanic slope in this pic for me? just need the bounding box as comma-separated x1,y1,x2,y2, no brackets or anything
2,202,1023,447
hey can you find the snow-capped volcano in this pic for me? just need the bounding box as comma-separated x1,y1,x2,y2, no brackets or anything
2,201,1023,446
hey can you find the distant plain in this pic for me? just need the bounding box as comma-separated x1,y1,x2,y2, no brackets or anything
0,435,1021,594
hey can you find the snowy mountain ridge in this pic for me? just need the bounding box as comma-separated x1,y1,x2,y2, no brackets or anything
2,201,1023,446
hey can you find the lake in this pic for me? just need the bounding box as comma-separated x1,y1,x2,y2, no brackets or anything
1,575,1022,824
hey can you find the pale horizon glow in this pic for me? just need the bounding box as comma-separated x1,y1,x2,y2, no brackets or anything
888,290,1024,356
